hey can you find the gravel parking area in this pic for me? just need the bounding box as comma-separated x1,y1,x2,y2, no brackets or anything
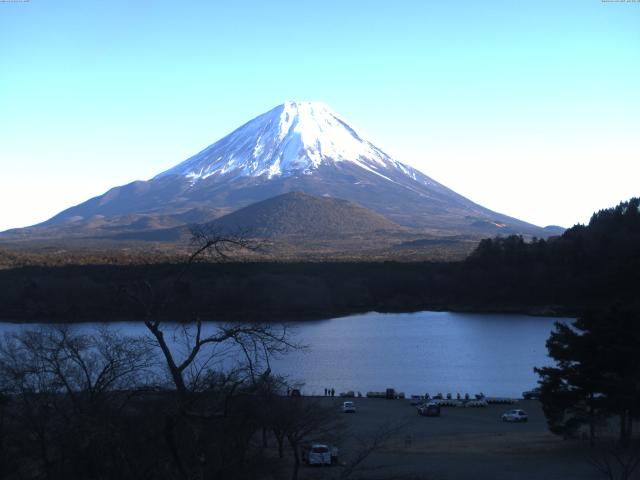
300,397,603,480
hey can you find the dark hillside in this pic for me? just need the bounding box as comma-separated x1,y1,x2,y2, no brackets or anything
205,191,404,237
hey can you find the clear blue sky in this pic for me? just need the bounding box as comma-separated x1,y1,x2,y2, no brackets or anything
1,0,639,230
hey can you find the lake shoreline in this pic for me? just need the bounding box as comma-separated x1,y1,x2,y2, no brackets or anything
0,303,578,324
1,310,565,398
0,260,585,323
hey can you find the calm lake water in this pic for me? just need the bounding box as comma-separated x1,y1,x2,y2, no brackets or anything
0,311,570,397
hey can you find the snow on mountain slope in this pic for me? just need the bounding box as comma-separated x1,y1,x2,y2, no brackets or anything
27,101,551,238
155,101,424,185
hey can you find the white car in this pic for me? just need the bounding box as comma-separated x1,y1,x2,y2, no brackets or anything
342,401,356,413
502,409,528,422
303,444,332,465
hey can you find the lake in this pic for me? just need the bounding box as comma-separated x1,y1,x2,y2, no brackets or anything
0,311,569,397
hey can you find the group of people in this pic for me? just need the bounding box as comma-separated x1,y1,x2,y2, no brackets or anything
324,387,335,396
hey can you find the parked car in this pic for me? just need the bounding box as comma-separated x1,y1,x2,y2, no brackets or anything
501,409,528,422
302,444,332,465
409,395,424,406
522,388,541,400
342,401,356,413
417,402,441,417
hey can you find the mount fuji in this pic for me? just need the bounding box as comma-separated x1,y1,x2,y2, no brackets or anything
23,101,552,239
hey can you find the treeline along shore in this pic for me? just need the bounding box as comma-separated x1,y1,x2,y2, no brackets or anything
0,260,585,322
0,197,638,322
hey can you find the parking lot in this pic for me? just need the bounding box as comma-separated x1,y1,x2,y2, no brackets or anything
332,397,547,436
302,397,604,480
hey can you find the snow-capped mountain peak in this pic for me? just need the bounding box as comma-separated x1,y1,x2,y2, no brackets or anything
34,101,550,238
155,101,412,182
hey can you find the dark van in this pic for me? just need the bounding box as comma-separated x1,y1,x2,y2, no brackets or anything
418,402,441,417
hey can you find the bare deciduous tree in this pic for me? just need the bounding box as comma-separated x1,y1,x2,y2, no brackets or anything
123,227,297,398
0,327,153,480
272,397,344,480
117,227,305,479
587,441,640,480
334,422,406,480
